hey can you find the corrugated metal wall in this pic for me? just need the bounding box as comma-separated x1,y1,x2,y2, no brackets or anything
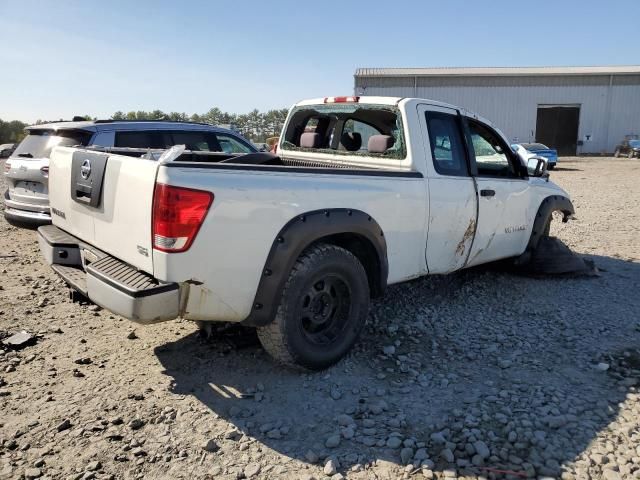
355,75,640,154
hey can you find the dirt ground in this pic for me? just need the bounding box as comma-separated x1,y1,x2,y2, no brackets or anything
0,157,639,480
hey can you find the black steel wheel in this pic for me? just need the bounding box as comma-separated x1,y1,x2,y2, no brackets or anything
257,243,370,370
298,274,352,346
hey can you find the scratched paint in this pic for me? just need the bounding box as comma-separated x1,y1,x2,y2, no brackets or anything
455,219,476,258
183,283,240,320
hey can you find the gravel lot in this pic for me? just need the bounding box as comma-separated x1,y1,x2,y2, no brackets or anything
1,157,639,480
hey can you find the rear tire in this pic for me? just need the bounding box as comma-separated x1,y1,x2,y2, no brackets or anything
257,243,370,370
614,149,620,158
628,151,634,159
547,164,555,170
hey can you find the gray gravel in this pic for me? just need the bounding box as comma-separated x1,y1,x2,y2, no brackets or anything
1,157,639,479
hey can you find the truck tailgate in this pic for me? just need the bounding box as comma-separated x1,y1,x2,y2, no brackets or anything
48,147,158,273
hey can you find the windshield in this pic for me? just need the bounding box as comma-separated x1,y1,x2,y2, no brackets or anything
629,140,640,148
11,129,92,159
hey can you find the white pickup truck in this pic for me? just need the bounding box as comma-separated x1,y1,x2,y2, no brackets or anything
37,96,574,370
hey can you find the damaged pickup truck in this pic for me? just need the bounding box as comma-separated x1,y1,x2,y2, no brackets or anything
37,96,574,370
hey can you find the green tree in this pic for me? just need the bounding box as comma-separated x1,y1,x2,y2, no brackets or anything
107,105,290,140
149,110,167,120
168,112,189,122
0,119,28,143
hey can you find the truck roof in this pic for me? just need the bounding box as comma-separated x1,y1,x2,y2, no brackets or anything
293,96,492,126
295,96,404,107
294,96,471,114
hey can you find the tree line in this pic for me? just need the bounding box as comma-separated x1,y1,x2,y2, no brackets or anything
0,107,290,145
112,107,289,142
0,119,28,144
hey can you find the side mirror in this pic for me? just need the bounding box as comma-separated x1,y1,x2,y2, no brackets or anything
527,156,548,177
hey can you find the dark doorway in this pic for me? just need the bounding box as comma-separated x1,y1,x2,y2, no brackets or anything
535,105,580,156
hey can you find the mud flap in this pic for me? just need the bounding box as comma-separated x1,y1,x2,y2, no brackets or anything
522,236,599,276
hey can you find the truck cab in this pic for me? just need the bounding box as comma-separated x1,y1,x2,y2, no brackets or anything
277,97,566,272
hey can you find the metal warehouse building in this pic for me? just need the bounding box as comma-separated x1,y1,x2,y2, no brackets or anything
354,66,640,155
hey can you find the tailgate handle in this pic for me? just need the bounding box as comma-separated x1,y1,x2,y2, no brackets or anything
75,184,92,203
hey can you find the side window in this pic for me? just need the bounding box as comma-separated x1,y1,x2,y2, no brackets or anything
115,131,168,149
340,119,381,152
90,131,115,147
425,111,468,176
467,120,518,178
216,134,253,154
170,131,222,151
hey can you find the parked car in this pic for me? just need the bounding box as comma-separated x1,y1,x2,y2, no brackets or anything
4,120,256,225
512,143,558,170
0,143,15,158
614,137,640,158
38,96,574,370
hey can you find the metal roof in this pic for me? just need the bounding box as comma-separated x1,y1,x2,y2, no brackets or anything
355,66,640,77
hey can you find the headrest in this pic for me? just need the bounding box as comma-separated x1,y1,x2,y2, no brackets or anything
300,132,321,148
340,132,362,151
368,135,395,153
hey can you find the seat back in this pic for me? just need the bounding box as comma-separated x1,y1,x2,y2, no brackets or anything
300,132,321,148
368,135,395,153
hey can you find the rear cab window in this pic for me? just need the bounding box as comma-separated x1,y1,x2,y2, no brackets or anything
424,111,468,177
11,129,93,159
281,104,406,160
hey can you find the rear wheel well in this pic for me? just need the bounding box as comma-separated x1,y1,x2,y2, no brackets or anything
243,208,388,327
310,233,384,298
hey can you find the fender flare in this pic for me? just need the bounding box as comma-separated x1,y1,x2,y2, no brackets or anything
515,195,575,265
241,208,388,327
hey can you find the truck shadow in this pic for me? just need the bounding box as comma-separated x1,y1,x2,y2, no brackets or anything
550,166,583,172
155,254,639,478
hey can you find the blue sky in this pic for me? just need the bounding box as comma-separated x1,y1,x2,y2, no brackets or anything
1,0,638,123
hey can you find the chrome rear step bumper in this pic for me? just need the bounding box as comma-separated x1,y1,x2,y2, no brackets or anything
38,225,180,323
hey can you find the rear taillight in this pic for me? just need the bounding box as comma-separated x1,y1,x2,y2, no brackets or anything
40,166,49,177
152,184,213,253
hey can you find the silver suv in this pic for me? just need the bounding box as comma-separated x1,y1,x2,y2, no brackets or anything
3,120,256,225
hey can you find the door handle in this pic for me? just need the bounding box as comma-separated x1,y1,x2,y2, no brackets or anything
480,189,495,197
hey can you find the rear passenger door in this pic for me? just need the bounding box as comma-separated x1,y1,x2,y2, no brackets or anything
418,105,478,273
